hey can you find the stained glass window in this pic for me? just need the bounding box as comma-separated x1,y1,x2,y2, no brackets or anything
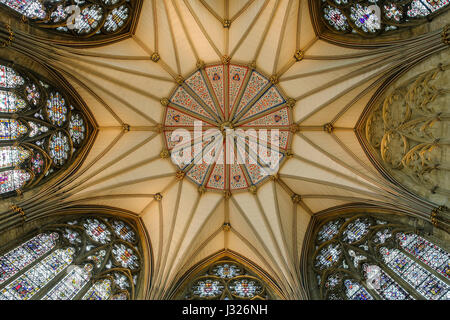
310,214,450,300
0,215,142,300
0,0,141,43
0,60,91,198
179,259,276,300
320,0,449,37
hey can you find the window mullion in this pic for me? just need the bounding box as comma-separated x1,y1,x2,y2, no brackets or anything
399,245,449,284
0,235,57,292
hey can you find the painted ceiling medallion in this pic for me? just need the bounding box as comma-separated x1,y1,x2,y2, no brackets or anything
163,62,293,192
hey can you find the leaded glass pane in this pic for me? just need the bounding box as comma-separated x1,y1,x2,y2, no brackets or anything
320,0,450,37
315,243,342,270
111,220,136,243
212,263,242,279
46,92,67,126
229,278,263,298
84,218,111,244
341,218,370,243
42,264,92,300
0,233,58,285
192,278,224,298
0,215,142,300
112,243,139,269
0,0,138,42
363,264,413,300
181,259,274,300
82,279,112,300
397,233,450,279
0,65,24,88
0,119,27,140
317,220,342,243
344,279,373,300
0,61,91,197
0,0,45,19
381,247,449,300
0,91,26,113
310,214,450,300
0,248,74,300
0,146,30,169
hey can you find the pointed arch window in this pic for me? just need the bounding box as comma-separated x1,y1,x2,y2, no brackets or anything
177,258,277,300
318,0,449,37
309,214,449,300
0,214,142,300
0,0,142,44
0,60,92,198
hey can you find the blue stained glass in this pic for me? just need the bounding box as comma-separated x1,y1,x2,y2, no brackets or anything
46,92,67,126
364,264,413,300
0,0,46,19
342,218,370,243
0,90,27,113
323,5,349,31
212,263,242,279
26,248,74,285
0,233,58,285
26,84,40,105
31,152,44,174
397,233,450,279
344,279,373,300
0,65,24,88
0,146,30,169
42,264,92,300
2,276,38,300
315,243,341,270
48,131,70,166
113,273,130,290
112,243,139,269
0,169,31,194
380,247,449,300
350,4,381,33
103,5,129,33
323,0,449,36
229,278,263,298
72,5,104,35
0,119,27,140
84,218,111,244
111,220,135,243
0,248,74,300
82,279,112,300
317,220,342,243
408,0,449,17
418,278,449,300
373,228,392,244
192,278,224,298
69,113,85,145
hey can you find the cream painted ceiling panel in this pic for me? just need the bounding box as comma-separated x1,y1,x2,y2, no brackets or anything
22,0,444,299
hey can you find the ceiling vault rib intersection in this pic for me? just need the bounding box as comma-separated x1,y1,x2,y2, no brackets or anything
0,1,448,300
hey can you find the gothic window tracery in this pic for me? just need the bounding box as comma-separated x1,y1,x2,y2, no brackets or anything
364,61,449,205
0,60,91,198
0,214,142,300
320,0,449,37
178,259,276,300
0,0,141,43
310,214,449,300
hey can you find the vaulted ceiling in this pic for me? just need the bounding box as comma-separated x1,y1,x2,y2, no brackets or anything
1,0,448,299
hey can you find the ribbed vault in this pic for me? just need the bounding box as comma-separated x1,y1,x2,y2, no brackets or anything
0,0,449,299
